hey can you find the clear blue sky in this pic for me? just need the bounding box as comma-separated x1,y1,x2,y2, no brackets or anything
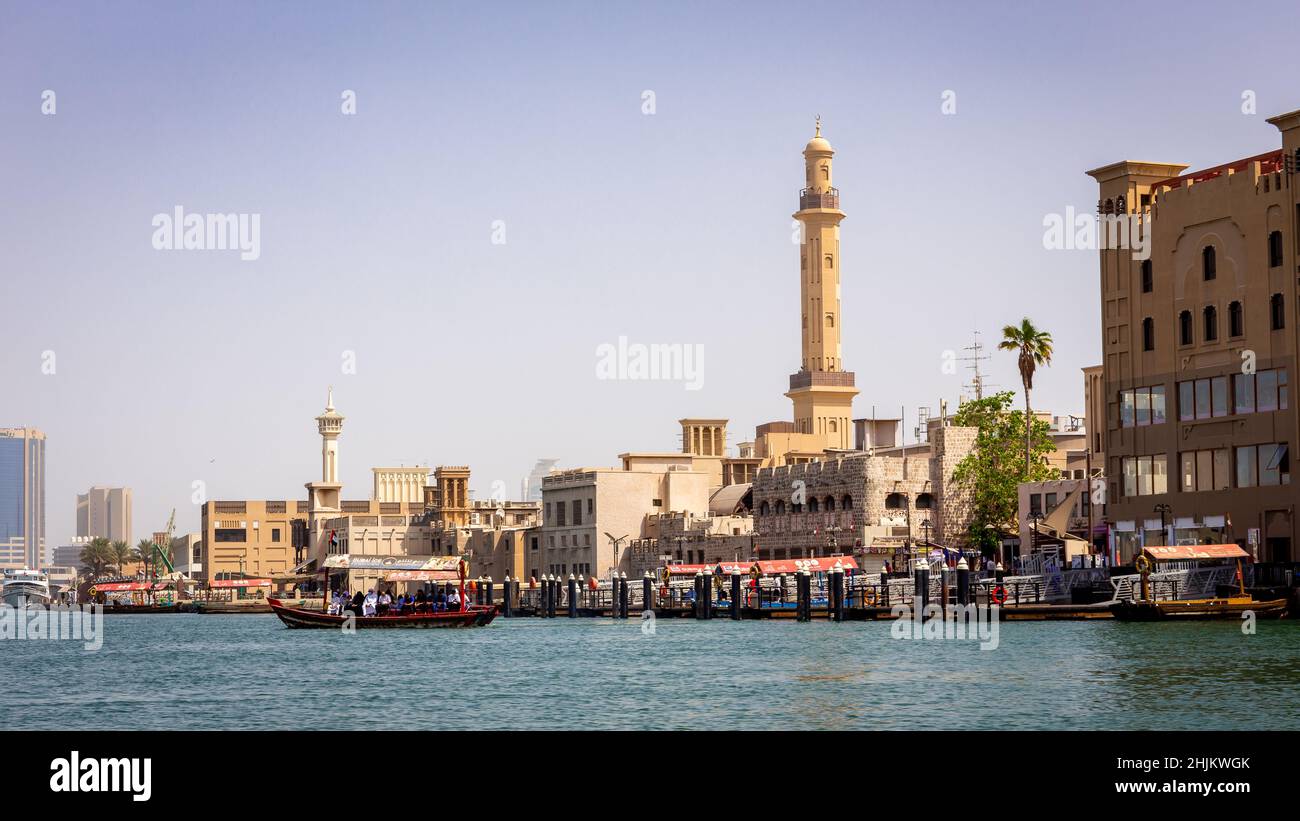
3,0,1298,544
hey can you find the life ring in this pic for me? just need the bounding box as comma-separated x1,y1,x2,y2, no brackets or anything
588,576,599,591
990,585,1007,605
863,588,876,606
658,567,670,585
1134,554,1152,573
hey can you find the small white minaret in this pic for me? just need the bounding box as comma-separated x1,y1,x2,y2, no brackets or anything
315,386,345,483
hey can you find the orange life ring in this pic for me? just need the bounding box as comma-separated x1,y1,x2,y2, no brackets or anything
991,585,1007,605
588,576,599,591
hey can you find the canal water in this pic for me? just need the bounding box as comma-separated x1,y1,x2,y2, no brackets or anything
4,614,1298,730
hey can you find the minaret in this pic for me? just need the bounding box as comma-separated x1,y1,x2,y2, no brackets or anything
306,388,345,561
786,119,857,450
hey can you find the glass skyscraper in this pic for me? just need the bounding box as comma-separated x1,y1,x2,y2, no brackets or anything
0,428,46,569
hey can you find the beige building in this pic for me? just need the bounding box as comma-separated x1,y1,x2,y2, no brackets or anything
1087,110,1299,562
76,486,133,545
425,466,471,527
372,467,429,504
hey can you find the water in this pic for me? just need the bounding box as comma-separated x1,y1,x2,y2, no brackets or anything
3,613,1298,730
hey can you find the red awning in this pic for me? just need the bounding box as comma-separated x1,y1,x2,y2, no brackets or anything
209,578,272,588
753,556,859,574
714,562,751,575
383,570,459,582
93,581,168,592
1143,544,1249,562
664,564,713,576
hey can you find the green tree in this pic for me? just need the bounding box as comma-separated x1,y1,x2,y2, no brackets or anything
79,537,114,578
110,540,133,574
134,538,157,578
998,317,1054,473
951,391,1057,551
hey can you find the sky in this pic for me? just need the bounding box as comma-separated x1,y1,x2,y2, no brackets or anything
3,0,1300,546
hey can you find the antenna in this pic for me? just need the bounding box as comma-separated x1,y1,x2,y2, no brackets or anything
915,406,931,444
959,330,995,400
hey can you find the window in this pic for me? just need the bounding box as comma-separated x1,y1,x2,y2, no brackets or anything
271,528,281,543
1179,381,1194,422
1269,230,1283,268
1234,369,1287,415
587,498,593,515
214,528,245,542
824,496,836,511
556,503,565,526
759,501,770,515
808,497,819,512
1141,317,1154,351
1178,310,1193,346
545,503,551,523
571,499,582,525
1121,385,1165,427
1271,293,1285,330
915,493,934,509
1202,245,1216,280
1229,301,1244,337
1236,446,1258,487
775,501,785,515
1260,443,1290,486
1029,494,1042,515
1140,259,1153,293
1122,455,1167,497
1179,377,1229,420
1211,376,1229,417
885,493,906,509
840,495,853,509
1180,449,1230,492
1257,369,1280,412
1203,305,1218,341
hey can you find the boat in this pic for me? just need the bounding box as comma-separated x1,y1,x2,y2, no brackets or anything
1110,596,1288,621
267,597,497,629
2,568,51,607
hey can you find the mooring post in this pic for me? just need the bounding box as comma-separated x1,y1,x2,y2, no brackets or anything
642,572,653,615
567,574,577,618
701,569,713,620
795,570,808,622
915,561,930,614
618,571,629,619
693,571,703,619
832,565,844,622
501,576,512,617
730,569,742,620
956,558,970,607
548,575,558,618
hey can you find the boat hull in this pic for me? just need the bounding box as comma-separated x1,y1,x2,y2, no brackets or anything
267,598,497,629
1110,597,1288,621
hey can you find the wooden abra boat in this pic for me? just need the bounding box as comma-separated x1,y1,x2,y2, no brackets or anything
267,597,497,629
1110,596,1288,621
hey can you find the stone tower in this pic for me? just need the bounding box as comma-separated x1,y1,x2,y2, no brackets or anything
786,119,858,449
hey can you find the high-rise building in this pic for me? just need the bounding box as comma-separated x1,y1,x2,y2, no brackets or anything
0,427,46,570
1087,109,1299,562
76,486,134,544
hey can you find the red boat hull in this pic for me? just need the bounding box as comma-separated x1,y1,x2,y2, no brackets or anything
266,598,497,629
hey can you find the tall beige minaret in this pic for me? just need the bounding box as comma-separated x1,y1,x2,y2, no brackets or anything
785,119,857,449
316,387,344,483
306,388,345,561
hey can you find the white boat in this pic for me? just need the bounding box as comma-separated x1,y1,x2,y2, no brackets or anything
2,567,51,607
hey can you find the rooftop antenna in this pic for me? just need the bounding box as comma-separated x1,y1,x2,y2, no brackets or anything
959,330,995,400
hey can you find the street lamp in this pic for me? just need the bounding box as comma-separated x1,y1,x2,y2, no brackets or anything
1027,512,1044,557
920,519,932,547
1153,503,1172,546
604,532,628,575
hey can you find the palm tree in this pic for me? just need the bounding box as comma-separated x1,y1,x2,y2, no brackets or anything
79,537,114,578
135,539,157,578
998,317,1054,474
110,540,133,575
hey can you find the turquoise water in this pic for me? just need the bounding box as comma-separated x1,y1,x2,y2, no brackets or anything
4,613,1298,730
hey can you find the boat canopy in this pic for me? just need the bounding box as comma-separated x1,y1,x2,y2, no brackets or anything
1143,544,1249,562
92,581,170,592
323,555,460,572
383,569,459,582
210,578,272,588
752,556,858,574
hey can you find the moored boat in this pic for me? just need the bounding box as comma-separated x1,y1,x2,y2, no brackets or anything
1110,596,1288,621
267,597,497,629
2,568,51,607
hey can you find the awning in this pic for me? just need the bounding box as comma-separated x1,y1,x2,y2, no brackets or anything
1143,544,1248,561
290,558,318,575
383,569,459,582
663,564,713,576
209,578,272,588
91,581,168,592
753,556,858,574
323,555,461,571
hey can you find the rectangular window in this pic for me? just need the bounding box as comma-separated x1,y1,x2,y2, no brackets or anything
1260,443,1290,486
1121,385,1167,428
1029,494,1042,515
1123,458,1137,497
1214,449,1231,490
1179,381,1194,421
1195,450,1213,492
1123,455,1167,496
1237,446,1258,488
572,499,582,526
1258,370,1279,412
1120,389,1134,427
1135,389,1150,426
1235,373,1256,414
271,528,281,543
1045,492,1057,511
556,503,566,526
1194,379,1211,420
1151,385,1166,424
587,498,593,515
1211,376,1229,417
1180,452,1195,492
214,528,245,543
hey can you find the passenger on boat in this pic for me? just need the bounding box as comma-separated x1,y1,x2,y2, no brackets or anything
433,589,446,611
363,589,378,617
378,590,392,615
402,593,414,614
350,590,365,615
415,588,428,612
446,588,462,612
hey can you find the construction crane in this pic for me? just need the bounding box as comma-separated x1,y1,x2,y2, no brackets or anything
150,509,177,579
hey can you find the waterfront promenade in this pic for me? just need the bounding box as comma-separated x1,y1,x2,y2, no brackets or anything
4,614,1298,731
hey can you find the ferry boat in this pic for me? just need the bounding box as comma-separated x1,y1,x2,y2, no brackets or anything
2,568,51,607
267,598,496,628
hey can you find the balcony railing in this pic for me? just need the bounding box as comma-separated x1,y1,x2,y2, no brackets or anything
799,187,839,210
789,370,856,390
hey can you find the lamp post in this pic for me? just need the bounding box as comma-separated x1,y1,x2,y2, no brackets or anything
1028,512,1043,557
920,519,932,547
1153,503,1172,546
604,532,628,576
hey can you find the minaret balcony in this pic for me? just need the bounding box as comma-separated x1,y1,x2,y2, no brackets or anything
789,370,856,390
798,187,839,210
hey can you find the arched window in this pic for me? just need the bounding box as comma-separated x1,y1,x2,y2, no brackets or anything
1271,293,1286,330
825,313,835,328
828,419,837,433
915,492,934,510
840,495,854,510
1141,317,1155,351
759,500,770,516
1179,310,1193,346
774,500,785,515
885,493,906,510
1203,246,1216,281
808,497,819,512
1229,301,1244,337
824,495,836,511
1269,231,1283,268
1204,305,1218,342
1140,259,1153,293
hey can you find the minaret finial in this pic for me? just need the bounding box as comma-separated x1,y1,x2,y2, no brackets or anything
326,385,334,411
815,115,821,137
